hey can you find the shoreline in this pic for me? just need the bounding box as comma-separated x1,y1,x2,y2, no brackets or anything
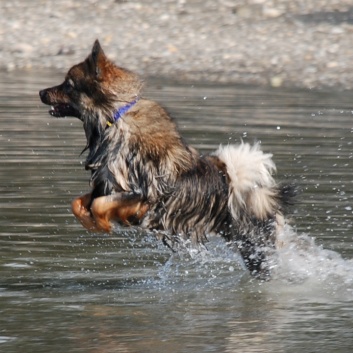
2,0,353,90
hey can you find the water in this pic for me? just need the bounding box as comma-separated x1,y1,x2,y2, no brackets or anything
1,71,353,352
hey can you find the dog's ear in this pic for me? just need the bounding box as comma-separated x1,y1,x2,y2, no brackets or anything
90,39,107,79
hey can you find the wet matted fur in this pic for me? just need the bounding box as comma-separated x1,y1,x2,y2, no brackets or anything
39,40,295,279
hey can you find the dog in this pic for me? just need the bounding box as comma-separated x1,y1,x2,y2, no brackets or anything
39,40,295,279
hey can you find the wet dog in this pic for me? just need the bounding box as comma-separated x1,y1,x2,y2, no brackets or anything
39,40,295,278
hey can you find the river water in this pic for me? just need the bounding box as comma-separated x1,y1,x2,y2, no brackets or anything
0,71,352,352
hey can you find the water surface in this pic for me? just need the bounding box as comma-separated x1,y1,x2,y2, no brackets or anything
0,71,352,352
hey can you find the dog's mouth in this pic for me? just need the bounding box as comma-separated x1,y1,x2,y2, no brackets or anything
49,104,80,118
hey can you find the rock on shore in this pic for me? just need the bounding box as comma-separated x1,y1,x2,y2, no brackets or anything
1,0,353,89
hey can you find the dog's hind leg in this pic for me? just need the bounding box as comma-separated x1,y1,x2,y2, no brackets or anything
90,193,149,233
235,239,271,280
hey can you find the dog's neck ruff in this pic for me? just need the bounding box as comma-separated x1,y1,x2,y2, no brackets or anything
107,98,138,127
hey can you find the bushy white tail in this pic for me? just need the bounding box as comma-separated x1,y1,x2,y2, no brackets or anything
214,142,279,220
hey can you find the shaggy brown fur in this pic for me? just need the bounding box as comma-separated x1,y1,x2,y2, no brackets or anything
39,40,295,278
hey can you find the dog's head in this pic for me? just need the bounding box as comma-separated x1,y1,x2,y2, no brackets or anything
39,40,142,122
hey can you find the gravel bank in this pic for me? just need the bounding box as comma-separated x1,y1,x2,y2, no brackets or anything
1,0,353,90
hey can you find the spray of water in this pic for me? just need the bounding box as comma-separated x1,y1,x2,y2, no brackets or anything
153,225,353,297
270,225,353,290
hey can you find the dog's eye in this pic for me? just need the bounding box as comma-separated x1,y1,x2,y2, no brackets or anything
64,79,75,90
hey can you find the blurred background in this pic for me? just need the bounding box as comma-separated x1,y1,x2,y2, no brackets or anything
1,0,353,89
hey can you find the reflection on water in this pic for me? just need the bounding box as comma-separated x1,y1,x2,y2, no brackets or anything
0,71,353,353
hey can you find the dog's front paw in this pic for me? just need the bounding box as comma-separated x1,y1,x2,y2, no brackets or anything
71,196,97,231
90,197,113,233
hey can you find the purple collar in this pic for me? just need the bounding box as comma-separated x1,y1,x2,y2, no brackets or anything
107,98,138,127
113,98,138,122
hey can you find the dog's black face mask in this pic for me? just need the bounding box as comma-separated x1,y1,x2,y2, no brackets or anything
39,80,82,120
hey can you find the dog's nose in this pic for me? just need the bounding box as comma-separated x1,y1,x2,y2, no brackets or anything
39,89,47,102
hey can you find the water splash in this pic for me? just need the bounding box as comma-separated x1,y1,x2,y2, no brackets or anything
153,237,246,290
151,226,353,297
271,225,353,291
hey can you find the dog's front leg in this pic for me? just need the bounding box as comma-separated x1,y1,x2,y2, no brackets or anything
71,192,99,231
90,193,149,233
